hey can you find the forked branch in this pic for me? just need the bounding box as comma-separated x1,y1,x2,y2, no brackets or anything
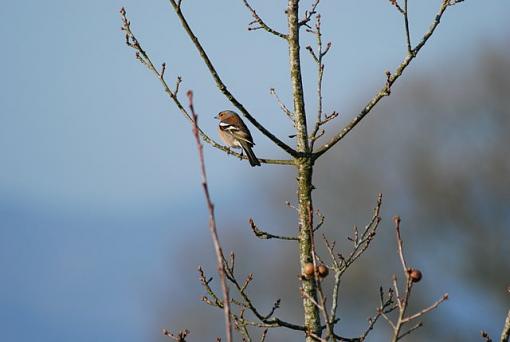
168,0,298,157
314,0,462,159
120,7,294,165
385,216,448,341
242,0,288,39
306,14,336,149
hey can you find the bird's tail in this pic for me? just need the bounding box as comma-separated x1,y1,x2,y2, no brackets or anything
241,143,261,167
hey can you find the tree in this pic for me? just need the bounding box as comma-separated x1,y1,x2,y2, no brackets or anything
120,1,509,341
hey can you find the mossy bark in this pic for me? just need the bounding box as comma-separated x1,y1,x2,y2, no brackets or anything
287,0,321,340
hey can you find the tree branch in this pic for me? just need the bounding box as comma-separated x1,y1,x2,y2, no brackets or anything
167,0,298,157
187,91,232,342
242,0,288,39
327,194,383,328
270,88,295,123
120,8,294,166
288,0,310,154
386,216,448,341
314,0,455,159
249,218,299,241
200,253,311,334
403,0,413,55
298,0,320,28
163,328,190,342
306,14,336,150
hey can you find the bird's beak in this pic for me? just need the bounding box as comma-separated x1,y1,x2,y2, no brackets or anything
214,114,219,119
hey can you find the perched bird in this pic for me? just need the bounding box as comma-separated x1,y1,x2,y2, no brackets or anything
215,110,261,167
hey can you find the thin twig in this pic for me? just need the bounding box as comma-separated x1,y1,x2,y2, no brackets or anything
389,0,405,14
401,293,449,324
270,88,294,122
242,0,288,39
357,287,397,341
187,90,232,342
403,0,413,55
307,14,336,150
394,216,408,272
249,218,299,241
391,221,413,341
259,329,269,342
339,194,383,274
314,210,325,232
220,257,309,332
397,322,423,340
385,215,448,341
163,329,190,342
299,0,320,28
314,0,454,159
324,193,383,335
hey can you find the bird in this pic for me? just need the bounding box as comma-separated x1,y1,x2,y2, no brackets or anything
215,110,261,167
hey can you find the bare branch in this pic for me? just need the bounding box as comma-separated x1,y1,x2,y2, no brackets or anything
167,0,298,157
313,210,325,232
299,0,320,28
300,286,324,312
403,0,413,55
270,88,294,122
187,90,232,342
160,62,167,79
357,287,397,341
120,8,293,165
174,76,182,96
249,218,299,241
163,328,190,342
383,216,448,341
390,0,413,56
401,293,448,324
259,328,269,342
240,273,253,293
314,0,454,159
306,15,337,150
198,266,223,307
389,0,405,14
393,216,408,272
308,331,327,342
308,193,383,336
242,0,288,39
339,194,383,274
219,254,309,333
397,322,423,340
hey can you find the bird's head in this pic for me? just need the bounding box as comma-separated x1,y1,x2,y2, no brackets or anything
215,110,237,120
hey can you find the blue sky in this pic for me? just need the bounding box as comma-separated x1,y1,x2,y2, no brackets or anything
1,1,509,341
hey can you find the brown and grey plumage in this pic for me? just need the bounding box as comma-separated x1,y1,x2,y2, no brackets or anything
215,110,261,167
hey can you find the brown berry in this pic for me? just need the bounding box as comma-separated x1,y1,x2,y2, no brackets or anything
303,263,315,278
409,268,422,283
317,264,329,278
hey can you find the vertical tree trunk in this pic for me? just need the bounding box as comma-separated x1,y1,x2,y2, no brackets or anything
297,159,321,340
287,0,321,340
